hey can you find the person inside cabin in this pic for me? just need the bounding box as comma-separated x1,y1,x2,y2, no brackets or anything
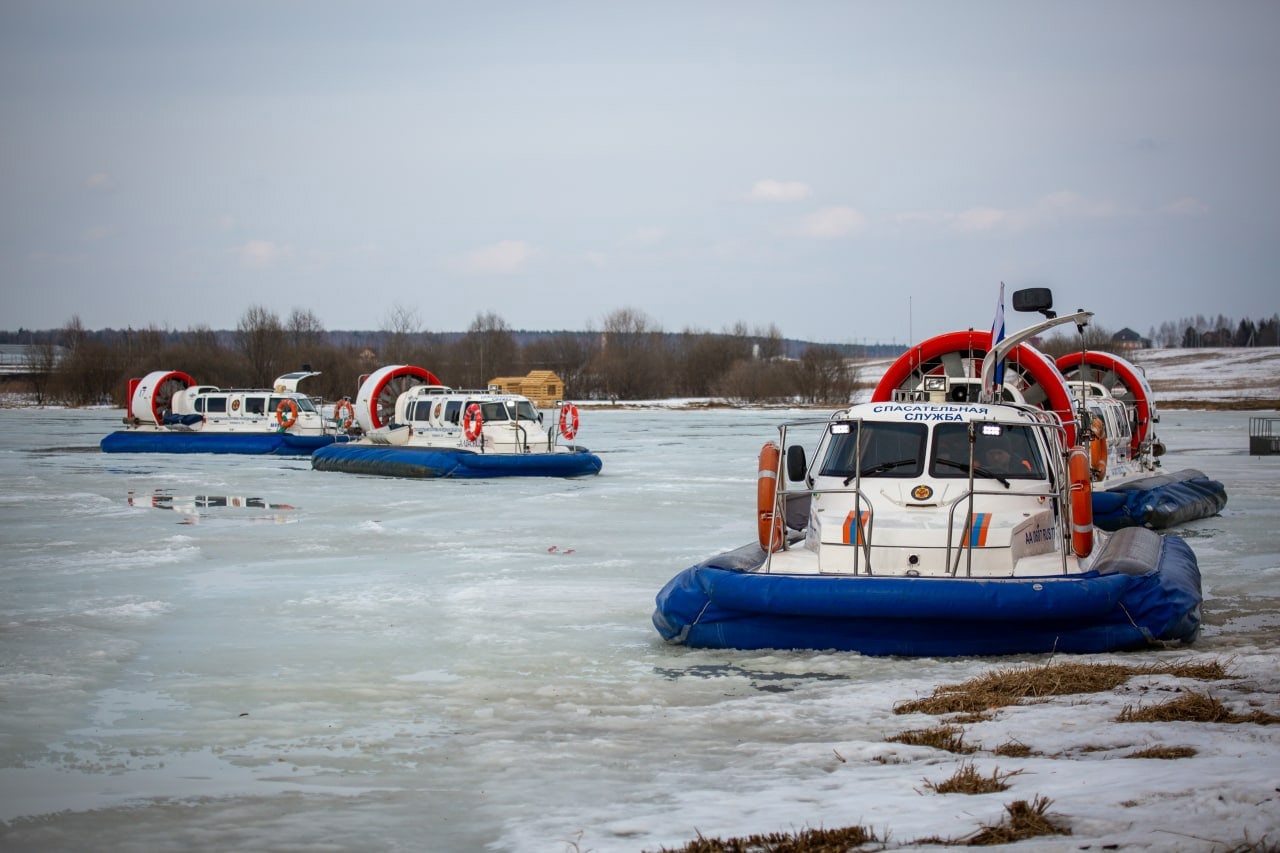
935,423,1041,478
978,439,1034,475
980,444,1015,472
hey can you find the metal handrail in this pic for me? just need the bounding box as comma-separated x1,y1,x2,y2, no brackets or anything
762,411,1073,576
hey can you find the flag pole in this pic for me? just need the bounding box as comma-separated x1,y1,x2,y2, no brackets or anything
988,282,1006,399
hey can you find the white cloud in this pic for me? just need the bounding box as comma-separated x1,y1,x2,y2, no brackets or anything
458,240,533,275
747,179,812,202
1159,196,1209,216
626,226,667,247
85,172,114,191
238,239,289,268
894,210,955,226
898,191,1126,234
796,206,868,238
1028,190,1121,221
953,206,1008,232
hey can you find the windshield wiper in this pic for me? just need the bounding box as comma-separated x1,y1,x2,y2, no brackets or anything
935,458,1010,488
845,458,915,485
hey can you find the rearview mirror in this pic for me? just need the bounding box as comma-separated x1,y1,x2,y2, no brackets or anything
786,444,808,482
1012,287,1056,318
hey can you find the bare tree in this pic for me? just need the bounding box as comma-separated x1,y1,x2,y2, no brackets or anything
236,305,286,387
672,326,753,396
160,324,227,388
22,341,59,404
453,311,518,388
288,308,325,349
1035,325,1115,359
381,303,421,365
754,323,785,360
792,345,857,405
593,308,668,400
522,332,598,398
62,315,88,351
714,358,793,404
51,316,119,405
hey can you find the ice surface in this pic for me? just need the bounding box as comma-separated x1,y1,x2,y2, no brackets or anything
0,385,1277,851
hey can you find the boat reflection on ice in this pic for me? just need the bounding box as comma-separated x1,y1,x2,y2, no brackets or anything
128,491,298,524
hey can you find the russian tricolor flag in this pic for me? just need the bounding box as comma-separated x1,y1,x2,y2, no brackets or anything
991,282,1006,390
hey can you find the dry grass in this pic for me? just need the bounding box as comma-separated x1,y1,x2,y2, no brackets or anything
886,724,974,754
991,739,1035,758
949,711,993,724
894,659,1231,716
923,761,1022,795
1117,690,1280,724
1125,745,1197,759
1220,836,1280,853
652,824,880,852
963,795,1071,845
658,658,1256,853
1158,398,1280,411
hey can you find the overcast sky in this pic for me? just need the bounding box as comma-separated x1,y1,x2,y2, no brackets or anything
2,1,1277,344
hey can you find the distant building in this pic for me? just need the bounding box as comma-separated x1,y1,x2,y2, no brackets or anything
1111,328,1149,351
487,370,566,407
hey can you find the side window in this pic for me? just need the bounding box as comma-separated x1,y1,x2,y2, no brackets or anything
194,398,205,413
205,397,228,414
444,400,462,425
481,402,508,421
244,397,265,415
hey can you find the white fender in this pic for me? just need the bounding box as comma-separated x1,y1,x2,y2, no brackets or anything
128,370,195,425
353,365,441,431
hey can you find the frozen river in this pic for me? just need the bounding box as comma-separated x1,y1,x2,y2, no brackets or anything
1,406,1277,851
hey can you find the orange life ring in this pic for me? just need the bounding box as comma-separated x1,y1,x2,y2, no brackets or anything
1068,445,1094,557
276,399,299,429
1088,415,1107,480
463,403,483,442
757,441,784,553
333,399,355,430
559,403,580,440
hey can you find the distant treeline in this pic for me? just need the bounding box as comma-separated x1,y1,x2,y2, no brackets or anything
8,306,1276,407
1148,314,1280,348
6,307,886,407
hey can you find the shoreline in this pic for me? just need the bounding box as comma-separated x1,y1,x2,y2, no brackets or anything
4,397,1280,414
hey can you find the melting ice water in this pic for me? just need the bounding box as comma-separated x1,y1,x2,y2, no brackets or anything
0,406,1276,851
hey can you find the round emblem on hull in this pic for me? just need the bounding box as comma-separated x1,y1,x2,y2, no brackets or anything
911,484,934,501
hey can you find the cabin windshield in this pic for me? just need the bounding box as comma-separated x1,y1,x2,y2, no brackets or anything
479,402,510,422
930,422,1046,479
818,421,926,479
269,396,316,414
